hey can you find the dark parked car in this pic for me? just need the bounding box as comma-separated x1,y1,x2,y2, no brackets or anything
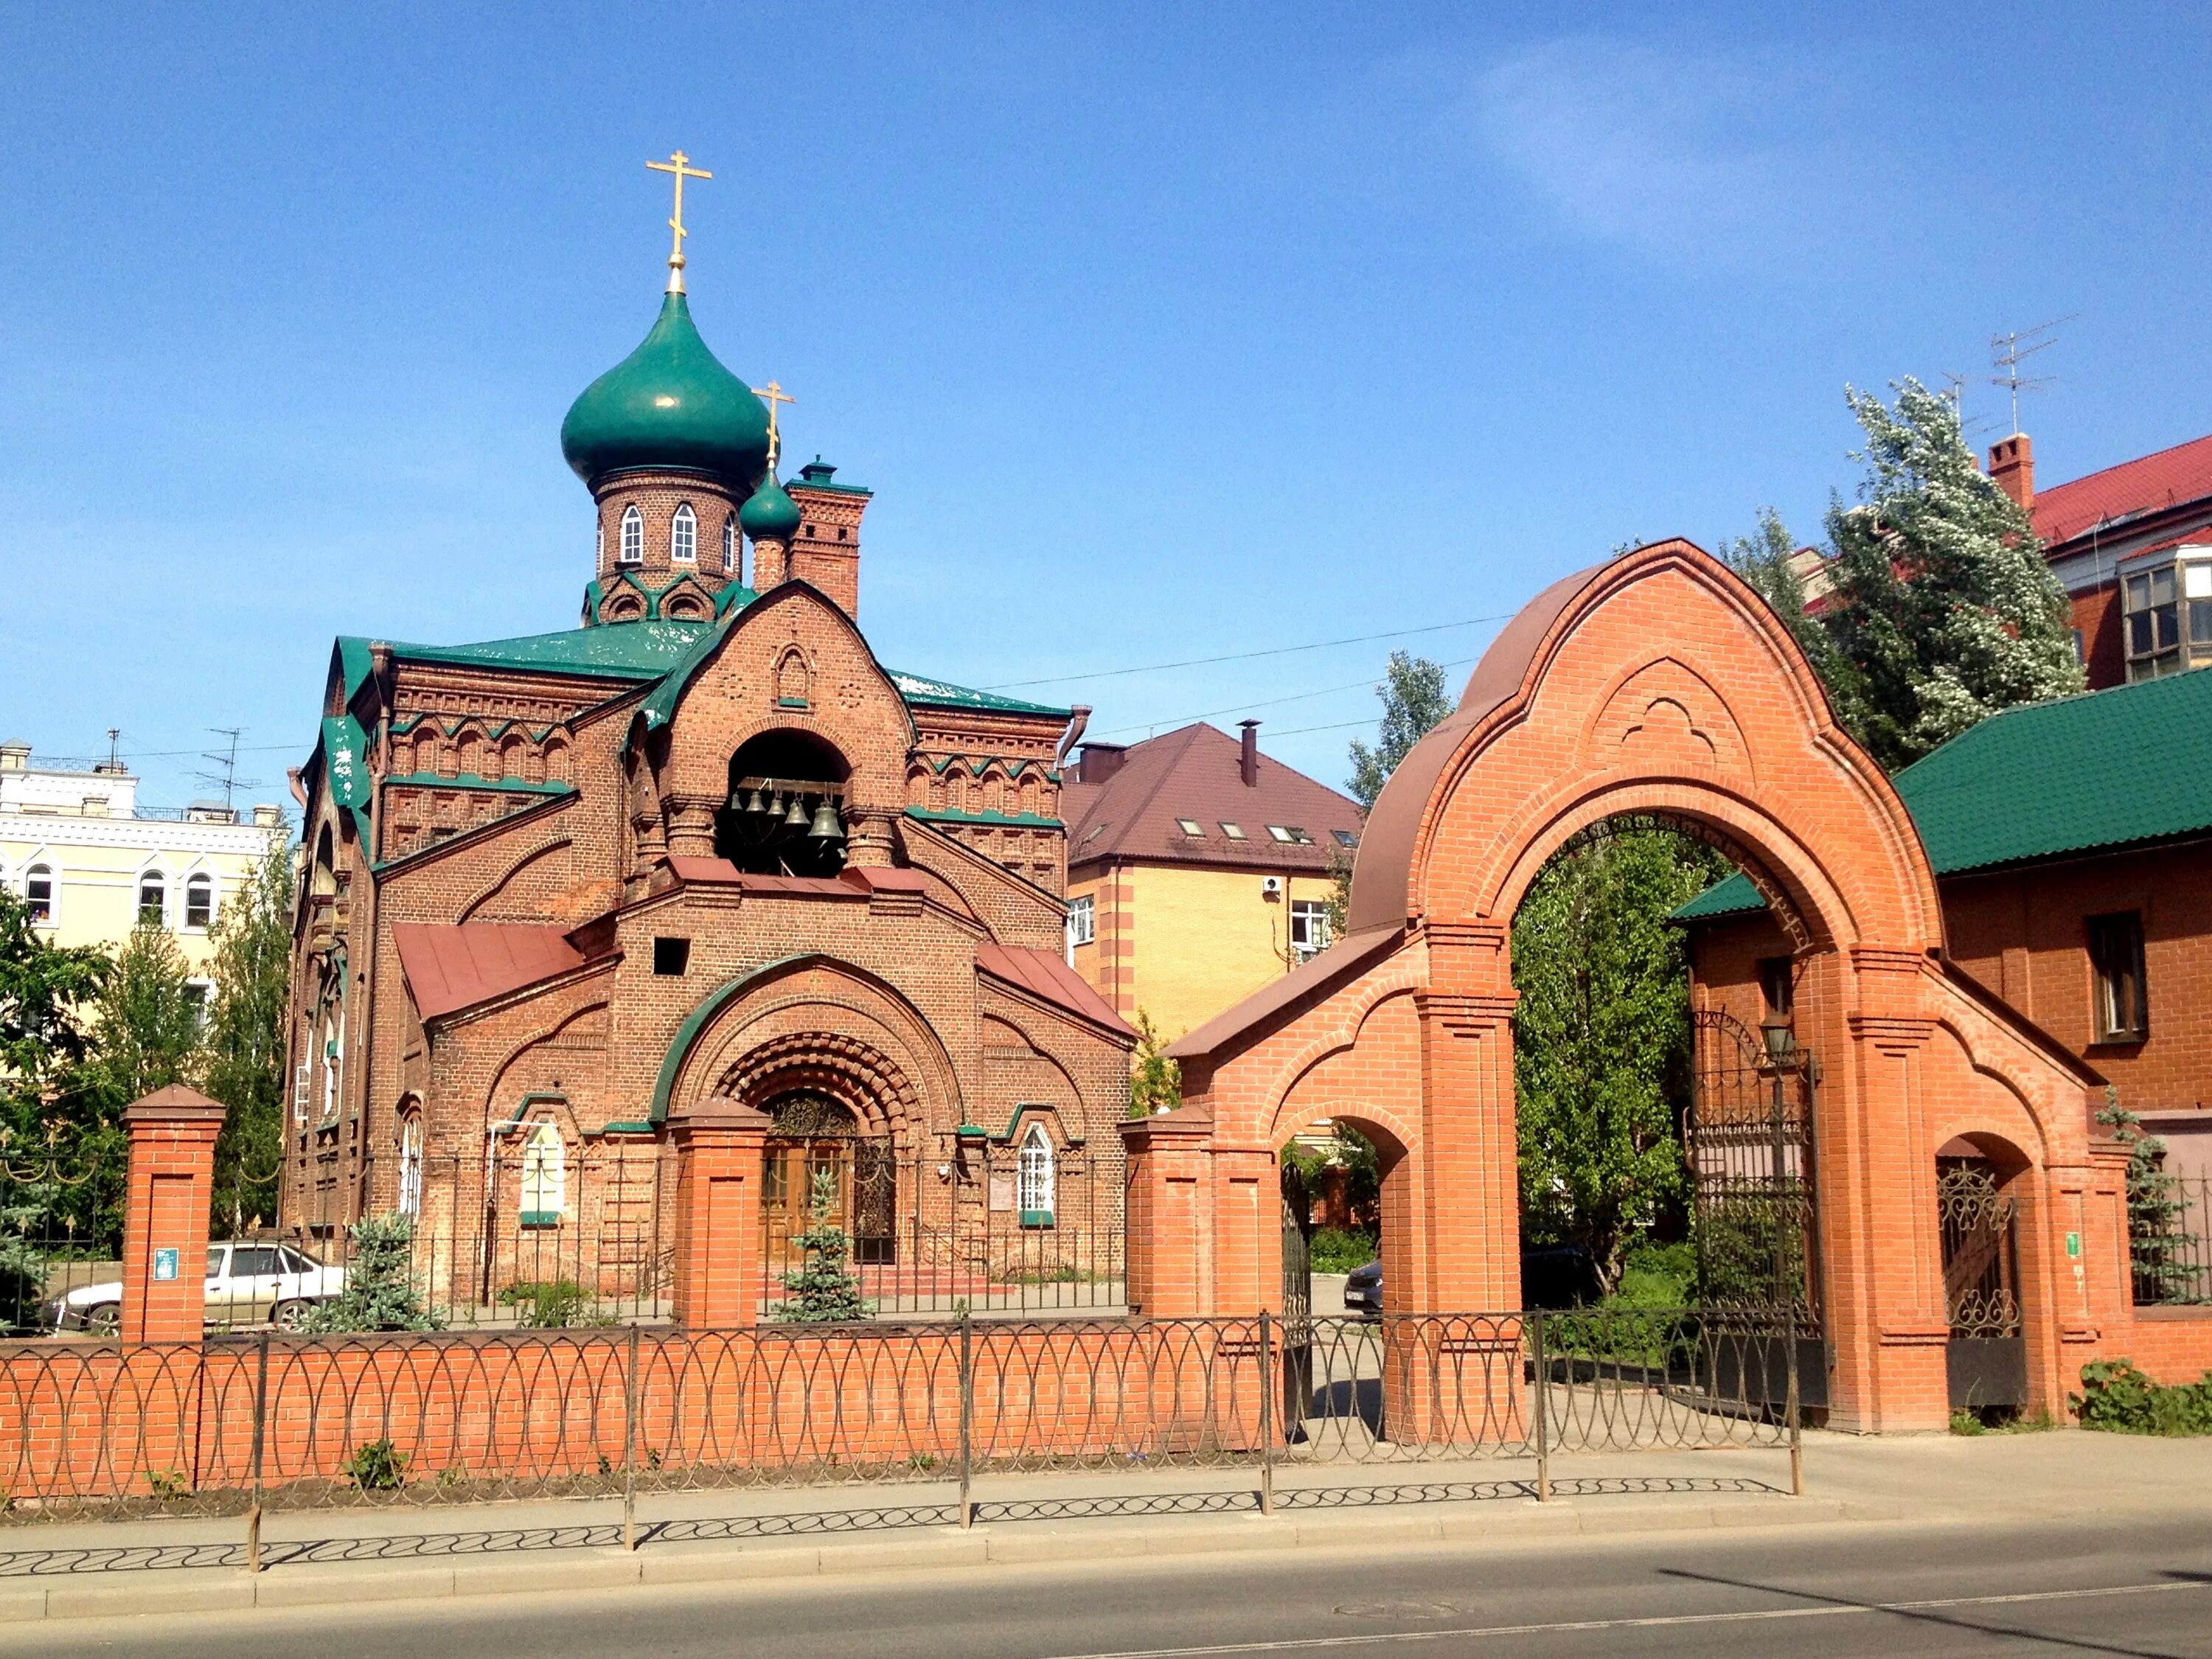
1340,1245,1599,1317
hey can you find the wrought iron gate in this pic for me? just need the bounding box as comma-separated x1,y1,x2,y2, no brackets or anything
1686,1009,1826,1406
1279,1157,1313,1427
1938,1161,2026,1410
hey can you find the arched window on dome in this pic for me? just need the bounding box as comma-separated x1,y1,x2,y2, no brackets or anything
672,503,697,564
619,505,643,566
722,516,737,574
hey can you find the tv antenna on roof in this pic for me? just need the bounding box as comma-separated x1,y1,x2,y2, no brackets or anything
194,728,260,811
1989,316,2076,435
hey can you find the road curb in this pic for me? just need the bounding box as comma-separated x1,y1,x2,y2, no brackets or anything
0,1493,1900,1624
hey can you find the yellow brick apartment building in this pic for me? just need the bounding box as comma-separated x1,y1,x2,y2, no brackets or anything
1062,722,1365,1039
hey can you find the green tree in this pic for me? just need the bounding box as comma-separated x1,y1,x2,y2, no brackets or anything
774,1168,869,1323
1127,1009,1182,1119
1812,380,2084,770
0,886,111,1143
1346,651,1452,811
1511,829,1725,1295
303,1211,439,1332
2099,1090,2202,1304
79,925,204,1113
203,836,293,1234
1722,506,1850,687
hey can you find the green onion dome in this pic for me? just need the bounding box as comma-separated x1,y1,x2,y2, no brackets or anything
739,473,801,542
560,293,770,487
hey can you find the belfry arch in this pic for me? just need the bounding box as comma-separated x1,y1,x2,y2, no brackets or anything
1145,541,2102,1432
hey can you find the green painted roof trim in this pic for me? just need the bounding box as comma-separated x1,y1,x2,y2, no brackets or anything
380,771,574,795
1674,668,2212,924
321,714,373,846
905,806,1063,830
648,956,807,1124
886,670,1069,717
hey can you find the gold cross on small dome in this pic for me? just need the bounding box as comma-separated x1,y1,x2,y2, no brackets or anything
647,150,712,291
752,380,795,470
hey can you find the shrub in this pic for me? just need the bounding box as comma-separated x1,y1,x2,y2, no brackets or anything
501,1278,587,1328
774,1169,869,1323
303,1212,439,1332
2072,1357,2212,1435
1309,1228,1377,1274
344,1439,406,1491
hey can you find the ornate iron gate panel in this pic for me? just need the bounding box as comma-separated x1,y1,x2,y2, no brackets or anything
1939,1161,2027,1410
1687,1009,1826,1407
1280,1158,1314,1428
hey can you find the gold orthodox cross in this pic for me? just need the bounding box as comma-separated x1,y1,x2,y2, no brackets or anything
647,150,712,288
753,380,796,470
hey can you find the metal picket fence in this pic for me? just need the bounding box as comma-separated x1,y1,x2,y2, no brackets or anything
0,1306,1802,1566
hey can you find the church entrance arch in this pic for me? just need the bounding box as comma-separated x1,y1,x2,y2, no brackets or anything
760,1092,897,1273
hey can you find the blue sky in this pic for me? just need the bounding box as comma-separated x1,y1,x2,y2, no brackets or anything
4,2,2208,810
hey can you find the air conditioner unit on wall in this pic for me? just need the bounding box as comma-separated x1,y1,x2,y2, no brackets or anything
1260,875,1283,897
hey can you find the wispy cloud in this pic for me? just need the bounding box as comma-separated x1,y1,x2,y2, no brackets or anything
1464,35,1871,273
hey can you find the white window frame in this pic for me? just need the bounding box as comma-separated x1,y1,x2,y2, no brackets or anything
1290,897,1331,963
183,872,215,931
1066,893,1096,950
397,1116,424,1217
672,503,698,564
619,504,644,566
21,861,55,926
723,516,737,574
1017,1121,1055,1226
136,868,168,929
182,978,213,1029
1219,821,1247,840
521,1121,566,1226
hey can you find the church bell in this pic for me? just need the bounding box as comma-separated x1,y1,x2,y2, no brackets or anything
783,794,810,827
808,800,844,841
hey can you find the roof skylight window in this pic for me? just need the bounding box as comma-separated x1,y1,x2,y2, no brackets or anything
1177,818,1205,836
1219,821,1247,839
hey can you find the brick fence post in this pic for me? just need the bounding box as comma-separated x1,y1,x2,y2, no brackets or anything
1118,1105,1217,1316
668,1099,770,1329
120,1085,228,1345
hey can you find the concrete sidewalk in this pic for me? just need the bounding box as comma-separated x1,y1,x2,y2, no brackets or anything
0,1429,2203,1624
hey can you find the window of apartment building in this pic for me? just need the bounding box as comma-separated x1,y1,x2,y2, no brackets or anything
671,503,698,563
1176,818,1204,836
22,863,53,924
2088,911,2149,1042
2124,556,2212,681
1065,894,1095,948
181,981,212,1029
136,871,166,928
619,504,644,565
1219,821,1247,839
1290,898,1332,963
184,872,215,931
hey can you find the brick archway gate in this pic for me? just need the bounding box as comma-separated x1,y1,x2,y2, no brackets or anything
1140,541,2111,1432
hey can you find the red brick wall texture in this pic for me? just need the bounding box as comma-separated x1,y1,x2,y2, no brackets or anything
1147,542,2212,1430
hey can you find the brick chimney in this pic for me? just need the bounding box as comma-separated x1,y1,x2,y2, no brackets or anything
1076,742,1128,785
1988,434,2034,512
1238,720,1259,787
785,459,871,619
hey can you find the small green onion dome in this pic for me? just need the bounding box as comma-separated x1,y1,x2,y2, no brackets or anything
739,473,801,541
560,293,771,487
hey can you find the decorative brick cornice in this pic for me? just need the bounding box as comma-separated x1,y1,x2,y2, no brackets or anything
1848,1013,1936,1054
1416,990,1518,1035
1850,945,1932,977
1423,920,1509,956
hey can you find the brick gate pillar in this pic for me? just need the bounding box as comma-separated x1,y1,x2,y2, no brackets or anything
1119,1107,1218,1316
668,1099,770,1329
120,1085,229,1345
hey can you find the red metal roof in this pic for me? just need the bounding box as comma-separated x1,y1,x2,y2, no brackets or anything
1063,723,1364,873
392,923,597,1020
2034,434,2212,549
976,942,1135,1036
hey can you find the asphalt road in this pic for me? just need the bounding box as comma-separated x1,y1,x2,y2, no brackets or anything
14,1511,2212,1658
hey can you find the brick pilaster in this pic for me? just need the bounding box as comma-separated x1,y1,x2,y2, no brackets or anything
120,1086,228,1345
669,1099,771,1329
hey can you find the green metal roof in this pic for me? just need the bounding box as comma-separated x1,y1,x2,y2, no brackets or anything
886,670,1068,717
1674,668,2212,922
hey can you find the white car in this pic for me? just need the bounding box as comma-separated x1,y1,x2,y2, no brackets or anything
46,1242,345,1335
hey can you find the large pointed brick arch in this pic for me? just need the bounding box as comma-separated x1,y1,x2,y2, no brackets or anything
1150,542,2107,1432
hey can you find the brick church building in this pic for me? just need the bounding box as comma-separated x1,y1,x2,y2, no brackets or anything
282,231,1133,1316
